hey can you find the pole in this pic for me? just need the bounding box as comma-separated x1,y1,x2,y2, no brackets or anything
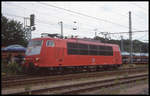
95,32,97,37
129,11,133,64
94,29,97,37
24,18,25,28
121,36,124,52
24,17,28,40
100,32,108,43
60,21,63,38
104,33,107,43
140,45,142,62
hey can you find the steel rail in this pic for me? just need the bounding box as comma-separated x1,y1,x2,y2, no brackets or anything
2,67,148,88
6,73,148,95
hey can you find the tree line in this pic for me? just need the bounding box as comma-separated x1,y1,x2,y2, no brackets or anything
2,15,28,47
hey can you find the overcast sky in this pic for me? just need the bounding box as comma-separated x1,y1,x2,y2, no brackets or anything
2,1,149,42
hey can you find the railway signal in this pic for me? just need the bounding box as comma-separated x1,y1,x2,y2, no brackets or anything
24,14,36,41
30,14,35,26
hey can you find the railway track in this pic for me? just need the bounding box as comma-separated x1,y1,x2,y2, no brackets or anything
2,66,147,81
2,67,148,88
2,75,35,81
5,73,148,95
2,74,50,81
2,65,147,81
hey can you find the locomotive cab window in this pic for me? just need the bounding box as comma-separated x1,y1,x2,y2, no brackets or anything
47,40,55,47
25,40,43,56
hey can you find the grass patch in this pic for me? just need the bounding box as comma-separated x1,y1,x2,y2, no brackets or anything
1,60,24,76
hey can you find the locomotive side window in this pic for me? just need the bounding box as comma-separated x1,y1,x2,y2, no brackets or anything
78,43,88,55
105,46,113,56
89,45,97,50
99,50,105,55
67,42,113,56
98,45,113,56
68,49,79,55
47,40,55,47
89,50,98,55
99,46,106,50
89,45,98,55
105,46,112,50
79,49,88,55
79,44,88,49
67,42,79,55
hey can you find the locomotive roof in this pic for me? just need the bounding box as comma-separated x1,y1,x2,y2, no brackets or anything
32,37,118,47
66,38,117,47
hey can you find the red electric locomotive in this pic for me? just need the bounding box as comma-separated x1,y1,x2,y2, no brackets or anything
24,35,122,72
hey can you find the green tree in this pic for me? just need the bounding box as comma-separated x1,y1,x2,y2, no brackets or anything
1,15,28,47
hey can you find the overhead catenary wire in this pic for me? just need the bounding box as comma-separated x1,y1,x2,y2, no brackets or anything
132,32,148,40
3,12,149,32
39,2,138,30
135,33,148,41
2,12,105,34
100,5,146,25
7,2,105,31
36,2,148,31
3,2,105,31
2,13,29,19
5,2,147,31
37,3,148,29
99,30,148,35
98,30,148,41
3,13,148,35
2,2,148,42
3,2,148,32
131,3,148,14
2,13,96,39
3,13,149,42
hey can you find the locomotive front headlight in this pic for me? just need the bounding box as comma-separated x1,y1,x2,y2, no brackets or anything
35,58,40,61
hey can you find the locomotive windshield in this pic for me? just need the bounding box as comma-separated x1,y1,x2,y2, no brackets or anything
25,40,43,56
